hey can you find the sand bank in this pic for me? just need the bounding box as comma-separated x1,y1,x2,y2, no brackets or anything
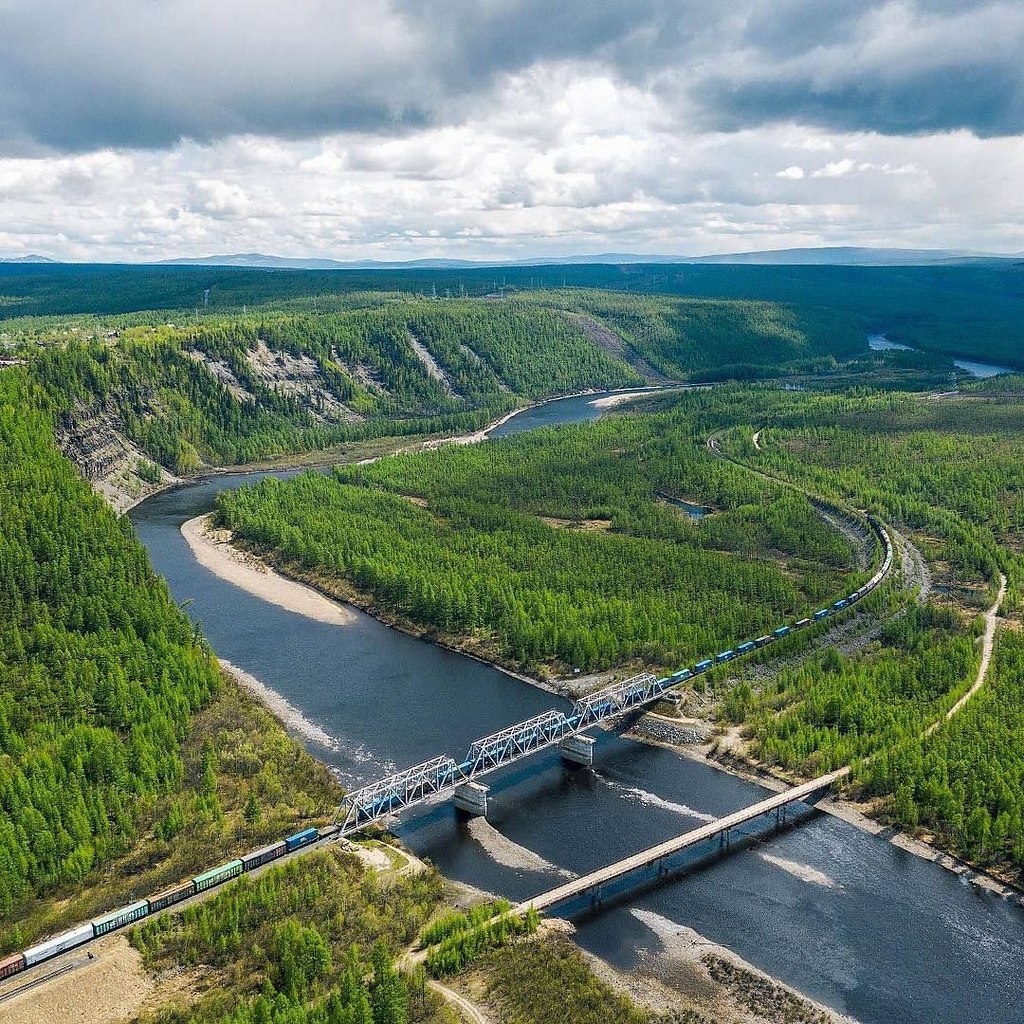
465,818,573,878
588,389,664,410
219,659,340,752
181,514,357,626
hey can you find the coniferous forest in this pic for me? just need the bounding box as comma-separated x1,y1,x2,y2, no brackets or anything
2,264,1024,1023
0,371,221,916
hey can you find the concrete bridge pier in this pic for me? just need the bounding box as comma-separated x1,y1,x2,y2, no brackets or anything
453,781,490,818
560,734,595,767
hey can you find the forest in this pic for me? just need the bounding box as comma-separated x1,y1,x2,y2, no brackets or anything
859,629,1024,866
0,369,222,925
706,386,1024,870
215,404,860,675
0,366,342,956
15,285,916,479
132,847,449,1024
26,301,639,473
3,259,1023,370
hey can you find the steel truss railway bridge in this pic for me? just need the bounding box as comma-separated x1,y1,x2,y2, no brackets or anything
336,670,667,831
336,512,892,838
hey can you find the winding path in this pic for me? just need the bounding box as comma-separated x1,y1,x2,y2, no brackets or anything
429,980,491,1024
925,574,1006,737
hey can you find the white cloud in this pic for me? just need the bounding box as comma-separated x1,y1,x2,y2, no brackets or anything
0,71,1022,261
812,159,857,178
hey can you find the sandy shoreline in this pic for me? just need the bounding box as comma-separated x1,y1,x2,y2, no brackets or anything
181,514,357,626
219,659,341,752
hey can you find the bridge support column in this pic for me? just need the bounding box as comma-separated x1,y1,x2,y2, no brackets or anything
453,782,489,818
560,734,595,767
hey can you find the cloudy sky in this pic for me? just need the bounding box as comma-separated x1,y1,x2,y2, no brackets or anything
2,0,1023,262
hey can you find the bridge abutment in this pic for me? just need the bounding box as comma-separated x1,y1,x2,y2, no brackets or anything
453,781,490,817
559,734,595,767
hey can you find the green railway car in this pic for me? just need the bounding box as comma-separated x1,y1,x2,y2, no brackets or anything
193,859,243,893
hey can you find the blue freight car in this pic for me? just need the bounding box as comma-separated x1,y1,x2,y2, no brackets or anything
813,609,830,621
669,669,691,683
833,599,849,610
737,641,755,654
772,626,791,638
285,827,320,852
715,650,735,663
694,659,714,672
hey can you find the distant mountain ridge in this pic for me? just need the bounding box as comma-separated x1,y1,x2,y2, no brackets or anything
155,247,1016,270
4,248,1019,271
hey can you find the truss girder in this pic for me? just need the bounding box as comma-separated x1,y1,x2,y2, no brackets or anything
335,674,674,832
465,709,572,775
571,673,661,727
337,755,462,832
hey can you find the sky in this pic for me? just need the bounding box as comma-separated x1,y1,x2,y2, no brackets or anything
1,0,1023,262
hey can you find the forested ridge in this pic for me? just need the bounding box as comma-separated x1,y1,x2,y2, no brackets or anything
530,289,867,380
0,370,221,919
707,387,1024,873
28,301,640,474
216,403,859,675
3,260,1023,372
10,282,971,481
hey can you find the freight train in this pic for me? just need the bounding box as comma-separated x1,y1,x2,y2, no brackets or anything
657,516,893,687
0,826,330,983
1,523,895,985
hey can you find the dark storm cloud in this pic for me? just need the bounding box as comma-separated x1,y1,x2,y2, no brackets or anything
1,0,1022,156
698,0,1024,138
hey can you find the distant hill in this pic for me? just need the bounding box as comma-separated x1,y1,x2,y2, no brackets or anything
156,247,1012,270
686,246,1002,266
157,253,490,270
0,254,55,264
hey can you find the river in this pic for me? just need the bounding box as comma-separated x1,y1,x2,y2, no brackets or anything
131,392,1024,1024
868,335,1014,379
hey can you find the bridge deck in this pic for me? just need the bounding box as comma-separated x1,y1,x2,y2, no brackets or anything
515,768,849,913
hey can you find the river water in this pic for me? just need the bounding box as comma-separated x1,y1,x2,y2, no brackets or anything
131,392,1024,1024
868,335,1014,379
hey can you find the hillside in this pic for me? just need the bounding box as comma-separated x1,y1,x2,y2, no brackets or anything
12,288,899,507
2,261,1022,373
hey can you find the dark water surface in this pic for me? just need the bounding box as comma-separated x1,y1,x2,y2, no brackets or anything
132,392,1024,1024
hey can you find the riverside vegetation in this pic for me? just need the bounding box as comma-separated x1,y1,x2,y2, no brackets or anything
218,381,1024,881
4,263,1024,1020
709,386,1024,876
214,407,860,675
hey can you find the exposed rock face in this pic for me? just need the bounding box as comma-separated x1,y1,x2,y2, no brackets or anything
632,715,712,746
55,405,175,513
243,339,364,423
